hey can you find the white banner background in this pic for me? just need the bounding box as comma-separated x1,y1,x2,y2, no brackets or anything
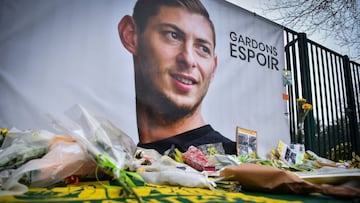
0,0,289,157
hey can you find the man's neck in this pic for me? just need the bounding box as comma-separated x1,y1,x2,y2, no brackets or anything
136,104,206,144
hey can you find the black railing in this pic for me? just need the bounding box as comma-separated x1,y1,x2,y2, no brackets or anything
283,28,360,161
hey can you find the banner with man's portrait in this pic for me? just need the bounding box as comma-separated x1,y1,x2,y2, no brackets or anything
0,0,288,157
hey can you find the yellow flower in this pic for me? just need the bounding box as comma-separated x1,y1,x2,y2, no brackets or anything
302,103,313,110
0,128,8,135
296,98,307,103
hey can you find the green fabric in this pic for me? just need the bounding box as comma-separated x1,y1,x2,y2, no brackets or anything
0,182,353,203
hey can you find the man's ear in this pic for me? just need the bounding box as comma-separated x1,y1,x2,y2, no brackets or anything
118,15,138,55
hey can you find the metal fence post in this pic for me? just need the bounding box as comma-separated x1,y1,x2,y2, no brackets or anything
297,33,316,151
343,55,360,155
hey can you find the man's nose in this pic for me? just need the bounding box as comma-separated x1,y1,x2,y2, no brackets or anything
177,42,196,69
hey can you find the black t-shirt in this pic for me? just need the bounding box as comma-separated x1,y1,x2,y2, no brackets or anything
137,125,236,155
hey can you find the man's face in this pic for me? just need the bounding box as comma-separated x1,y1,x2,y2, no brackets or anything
134,6,217,120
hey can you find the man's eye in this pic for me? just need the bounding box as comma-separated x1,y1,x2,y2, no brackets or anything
200,46,210,53
169,32,178,39
164,31,180,41
199,45,211,55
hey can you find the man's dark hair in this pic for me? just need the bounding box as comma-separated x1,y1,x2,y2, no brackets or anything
132,0,216,47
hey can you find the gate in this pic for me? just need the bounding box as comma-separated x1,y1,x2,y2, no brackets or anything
284,27,360,161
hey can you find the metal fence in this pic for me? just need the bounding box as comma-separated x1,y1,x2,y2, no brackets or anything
284,27,360,161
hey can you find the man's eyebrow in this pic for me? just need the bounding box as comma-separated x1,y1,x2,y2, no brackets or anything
158,23,185,36
196,38,213,49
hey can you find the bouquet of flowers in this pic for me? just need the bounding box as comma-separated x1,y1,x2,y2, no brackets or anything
296,98,313,144
52,105,143,202
297,98,313,123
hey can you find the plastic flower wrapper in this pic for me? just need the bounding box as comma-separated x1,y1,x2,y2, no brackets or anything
207,154,240,170
0,129,59,196
132,148,218,190
133,147,242,192
51,104,143,201
0,129,56,171
0,138,96,196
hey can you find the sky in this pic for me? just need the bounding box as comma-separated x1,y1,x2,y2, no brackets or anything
226,0,356,62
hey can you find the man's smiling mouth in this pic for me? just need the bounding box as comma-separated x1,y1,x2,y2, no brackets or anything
172,74,196,85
